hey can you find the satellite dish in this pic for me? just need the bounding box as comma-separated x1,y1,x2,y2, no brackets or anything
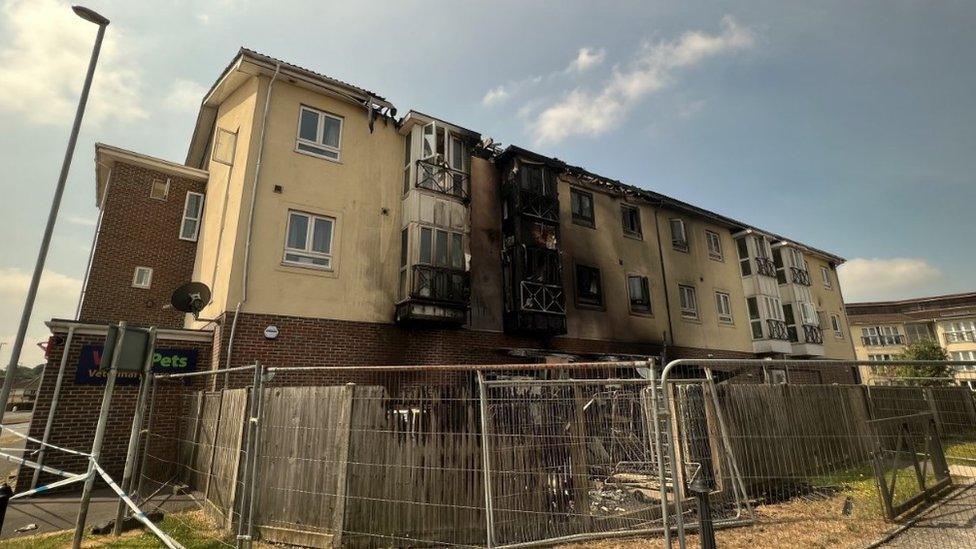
170,282,212,316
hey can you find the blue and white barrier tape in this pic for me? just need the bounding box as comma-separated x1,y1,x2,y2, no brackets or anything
0,450,80,478
0,424,91,456
10,472,89,500
91,460,185,549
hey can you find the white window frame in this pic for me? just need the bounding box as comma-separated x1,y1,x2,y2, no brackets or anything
150,178,170,201
705,230,723,261
670,219,688,252
678,284,698,319
179,191,205,242
821,266,832,289
211,127,237,165
132,266,153,289
762,295,784,321
798,301,819,326
715,291,733,324
830,313,843,338
282,210,336,270
621,204,642,238
295,105,343,162
627,275,652,314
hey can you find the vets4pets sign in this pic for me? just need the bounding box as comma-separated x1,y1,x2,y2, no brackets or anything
75,345,198,385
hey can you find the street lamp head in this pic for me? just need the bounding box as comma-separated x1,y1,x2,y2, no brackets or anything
72,5,109,26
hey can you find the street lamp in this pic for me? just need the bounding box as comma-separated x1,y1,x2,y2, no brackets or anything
0,6,109,418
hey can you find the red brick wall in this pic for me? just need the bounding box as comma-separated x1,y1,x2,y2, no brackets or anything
16,331,212,489
78,161,204,328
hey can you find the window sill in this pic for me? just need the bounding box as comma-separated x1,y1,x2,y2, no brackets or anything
575,301,605,311
294,145,342,164
277,261,339,279
718,320,735,327
572,218,596,229
629,309,654,318
680,315,701,324
623,231,643,241
672,245,689,254
178,236,199,243
708,255,725,262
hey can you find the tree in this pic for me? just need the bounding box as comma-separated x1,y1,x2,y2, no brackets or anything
891,339,952,385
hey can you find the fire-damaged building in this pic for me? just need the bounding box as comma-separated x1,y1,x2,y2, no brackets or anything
20,48,858,483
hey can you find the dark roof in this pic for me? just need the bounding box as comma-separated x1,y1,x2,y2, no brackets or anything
847,292,976,321
238,47,387,103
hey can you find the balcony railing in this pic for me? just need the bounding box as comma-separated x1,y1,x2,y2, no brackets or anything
408,264,469,304
755,257,777,278
767,319,790,341
519,280,566,314
802,324,824,345
416,158,469,201
519,190,560,222
946,331,976,344
790,267,812,286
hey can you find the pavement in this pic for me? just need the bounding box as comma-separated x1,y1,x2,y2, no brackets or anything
881,482,976,548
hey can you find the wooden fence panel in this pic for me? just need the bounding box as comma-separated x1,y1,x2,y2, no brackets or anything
206,388,248,528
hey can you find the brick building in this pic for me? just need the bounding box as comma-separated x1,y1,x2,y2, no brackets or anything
21,48,860,484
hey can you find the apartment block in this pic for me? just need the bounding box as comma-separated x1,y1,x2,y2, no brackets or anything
847,292,976,388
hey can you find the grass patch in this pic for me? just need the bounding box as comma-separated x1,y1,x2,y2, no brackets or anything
944,439,976,462
0,510,233,549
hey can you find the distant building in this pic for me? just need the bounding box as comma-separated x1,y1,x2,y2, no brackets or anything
847,292,976,388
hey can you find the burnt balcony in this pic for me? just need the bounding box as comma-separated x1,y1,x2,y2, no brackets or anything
790,267,812,286
802,324,824,345
519,280,566,315
755,257,777,278
518,189,559,223
396,265,469,325
416,158,469,201
767,319,790,341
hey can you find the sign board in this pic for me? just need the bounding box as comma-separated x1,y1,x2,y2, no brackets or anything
263,325,279,340
100,325,153,372
76,345,198,386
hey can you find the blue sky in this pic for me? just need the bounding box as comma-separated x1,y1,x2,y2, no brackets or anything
1,0,974,365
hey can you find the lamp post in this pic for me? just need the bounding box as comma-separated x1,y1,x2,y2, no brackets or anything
0,6,109,420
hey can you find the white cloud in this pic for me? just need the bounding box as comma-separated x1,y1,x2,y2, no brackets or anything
0,268,82,367
529,16,754,144
838,258,944,302
0,0,147,126
566,47,606,73
482,85,510,106
163,79,208,112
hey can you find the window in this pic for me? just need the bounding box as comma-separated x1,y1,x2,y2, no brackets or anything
399,228,408,298
767,369,788,385
571,189,595,227
621,205,642,238
880,326,902,345
951,351,976,371
830,314,843,338
132,267,153,289
670,219,688,251
705,231,723,261
747,297,763,339
904,322,933,343
575,265,603,307
761,295,785,321
753,236,770,259
942,320,976,343
861,327,881,346
180,192,204,241
150,178,170,200
296,105,343,161
798,301,819,326
783,304,798,342
772,249,788,285
820,266,832,289
715,292,733,324
283,211,335,269
402,131,412,195
678,284,698,319
212,128,237,165
417,227,464,269
869,354,901,361
520,164,549,195
628,275,651,313
736,238,752,276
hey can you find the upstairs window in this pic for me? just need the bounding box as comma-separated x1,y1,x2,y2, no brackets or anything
678,284,698,319
575,264,603,307
284,210,335,269
150,178,170,200
212,128,237,165
736,238,752,276
830,313,843,337
715,292,733,324
621,205,642,239
418,227,464,270
520,164,549,195
296,105,342,161
571,189,595,227
821,266,832,289
180,192,204,241
670,219,688,252
132,266,153,289
628,275,651,313
705,230,723,261
746,297,763,339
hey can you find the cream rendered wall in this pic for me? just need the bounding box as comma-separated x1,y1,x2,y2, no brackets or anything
558,176,669,344
189,76,261,326
219,77,405,323
807,256,856,360
657,209,754,353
